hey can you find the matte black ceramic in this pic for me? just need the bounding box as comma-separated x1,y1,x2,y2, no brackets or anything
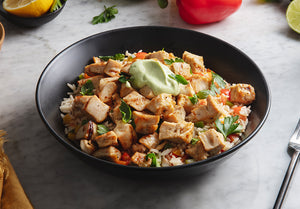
36,26,270,178
0,0,66,27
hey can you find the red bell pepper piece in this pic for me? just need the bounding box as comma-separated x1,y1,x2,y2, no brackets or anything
176,0,242,24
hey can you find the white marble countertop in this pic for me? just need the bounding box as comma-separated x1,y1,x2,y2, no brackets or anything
0,0,300,208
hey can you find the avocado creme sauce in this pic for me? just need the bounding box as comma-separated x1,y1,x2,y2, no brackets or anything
129,59,180,96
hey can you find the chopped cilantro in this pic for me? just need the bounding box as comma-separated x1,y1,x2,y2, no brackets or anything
119,99,132,123
80,80,94,95
92,5,118,24
169,74,189,85
97,124,110,135
215,115,243,139
146,153,160,167
99,53,125,61
191,138,200,145
189,94,198,105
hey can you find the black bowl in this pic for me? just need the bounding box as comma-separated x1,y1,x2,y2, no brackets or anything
0,0,66,27
36,26,270,178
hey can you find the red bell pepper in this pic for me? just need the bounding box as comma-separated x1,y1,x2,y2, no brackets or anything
176,0,242,25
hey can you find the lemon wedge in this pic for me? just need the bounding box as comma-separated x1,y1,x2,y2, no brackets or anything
3,0,54,18
286,0,300,34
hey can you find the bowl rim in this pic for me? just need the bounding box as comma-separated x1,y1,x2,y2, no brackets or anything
36,26,271,171
0,22,4,45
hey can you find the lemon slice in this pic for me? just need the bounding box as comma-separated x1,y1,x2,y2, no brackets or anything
3,0,54,18
286,0,300,34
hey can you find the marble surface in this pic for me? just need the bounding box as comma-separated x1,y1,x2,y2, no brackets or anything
0,0,300,208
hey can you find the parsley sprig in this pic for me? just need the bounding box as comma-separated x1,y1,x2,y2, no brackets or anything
99,53,125,61
215,115,243,139
146,153,160,167
92,5,118,24
197,72,226,99
97,124,109,135
119,100,132,123
80,80,94,95
164,57,184,65
169,74,189,85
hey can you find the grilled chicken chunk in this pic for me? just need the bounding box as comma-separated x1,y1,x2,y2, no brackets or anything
133,111,160,134
131,152,151,167
139,132,160,150
145,50,173,63
104,59,123,77
75,121,97,140
186,141,209,161
230,84,255,105
199,129,225,155
109,103,122,123
179,83,196,97
132,143,147,153
93,131,119,148
93,146,121,162
164,105,186,123
80,139,97,155
146,93,176,116
123,91,150,111
139,85,155,99
84,62,107,75
170,62,192,80
72,95,110,123
77,75,103,92
186,95,224,123
177,94,205,114
188,73,211,93
159,121,194,144
97,79,118,103
120,83,134,98
182,51,206,74
114,121,137,150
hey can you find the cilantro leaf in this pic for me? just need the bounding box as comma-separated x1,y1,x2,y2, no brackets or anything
164,57,184,65
189,94,198,105
196,90,214,99
118,72,131,83
80,80,94,95
119,99,132,123
146,153,160,167
97,124,109,135
191,138,200,145
195,72,225,99
169,74,189,85
50,0,66,12
212,72,226,89
92,5,118,25
99,53,125,61
215,115,243,139
194,121,204,128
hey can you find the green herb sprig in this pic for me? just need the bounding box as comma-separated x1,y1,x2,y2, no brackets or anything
164,57,184,65
92,5,118,24
99,53,125,61
197,72,226,99
215,115,243,139
169,74,189,85
119,100,132,123
97,124,110,135
80,80,94,95
146,153,160,167
50,0,66,12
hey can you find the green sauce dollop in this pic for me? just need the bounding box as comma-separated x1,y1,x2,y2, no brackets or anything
129,59,180,96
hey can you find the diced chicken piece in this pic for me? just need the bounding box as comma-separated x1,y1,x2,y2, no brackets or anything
179,83,195,97
120,82,134,98
109,103,122,123
145,50,173,63
186,141,209,161
97,80,118,103
112,93,121,107
77,75,103,91
188,74,211,93
123,91,150,111
139,85,155,99
93,131,119,148
155,141,168,151
230,84,255,104
92,146,121,162
132,143,147,153
131,152,151,167
159,121,194,144
177,94,205,114
98,77,119,90
93,56,101,63
132,111,160,134
84,96,110,123
114,121,137,150
121,63,132,74
139,132,160,149
75,121,97,140
182,51,206,74
104,59,123,77
84,62,107,75
164,105,186,122
72,95,110,123
186,95,224,123
146,93,176,116
80,139,97,155
170,62,192,80
199,129,225,155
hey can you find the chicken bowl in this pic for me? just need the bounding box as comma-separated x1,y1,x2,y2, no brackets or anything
36,26,270,178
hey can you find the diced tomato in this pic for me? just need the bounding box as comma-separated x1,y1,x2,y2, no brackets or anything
84,73,92,79
233,106,242,114
220,94,227,105
121,152,131,162
220,88,230,96
228,134,239,143
115,160,130,166
135,52,148,59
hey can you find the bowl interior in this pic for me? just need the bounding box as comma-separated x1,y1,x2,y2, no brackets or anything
0,0,66,27
36,26,270,175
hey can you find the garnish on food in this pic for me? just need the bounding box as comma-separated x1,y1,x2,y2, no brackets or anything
97,124,110,135
168,74,189,85
215,115,243,139
119,99,132,123
146,153,160,167
99,53,125,61
50,0,66,12
80,80,94,95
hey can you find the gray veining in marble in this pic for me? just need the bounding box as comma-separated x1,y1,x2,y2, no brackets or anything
0,0,300,208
